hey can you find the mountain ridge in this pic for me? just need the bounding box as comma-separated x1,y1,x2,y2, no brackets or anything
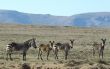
0,10,110,27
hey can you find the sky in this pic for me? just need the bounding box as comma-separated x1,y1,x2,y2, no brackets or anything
0,0,110,16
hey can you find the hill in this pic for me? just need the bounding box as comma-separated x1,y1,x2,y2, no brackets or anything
0,10,110,27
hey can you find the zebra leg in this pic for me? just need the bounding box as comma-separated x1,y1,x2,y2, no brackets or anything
99,50,101,59
56,52,58,59
25,53,27,61
55,50,58,59
47,50,50,60
102,50,104,59
23,52,26,61
23,53,24,61
53,50,55,59
37,49,40,59
55,52,57,59
40,51,43,60
6,53,8,60
9,53,13,61
65,51,68,60
93,48,95,56
53,50,56,59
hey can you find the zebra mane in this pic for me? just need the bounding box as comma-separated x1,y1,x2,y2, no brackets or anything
24,38,33,44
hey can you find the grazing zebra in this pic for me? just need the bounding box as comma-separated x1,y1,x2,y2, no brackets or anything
54,39,75,60
93,38,106,59
37,41,54,60
6,38,37,61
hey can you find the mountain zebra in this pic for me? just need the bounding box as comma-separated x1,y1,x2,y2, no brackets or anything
93,38,106,59
6,38,37,61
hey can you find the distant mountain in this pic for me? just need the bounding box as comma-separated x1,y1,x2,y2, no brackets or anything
0,10,110,27
70,12,110,27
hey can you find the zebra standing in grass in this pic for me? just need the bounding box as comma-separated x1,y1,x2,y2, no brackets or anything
37,41,54,60
93,38,106,59
6,38,37,61
53,39,75,60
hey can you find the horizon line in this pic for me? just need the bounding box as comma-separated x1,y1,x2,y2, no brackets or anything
0,9,110,16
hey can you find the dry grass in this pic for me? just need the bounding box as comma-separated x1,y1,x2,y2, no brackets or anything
0,24,110,69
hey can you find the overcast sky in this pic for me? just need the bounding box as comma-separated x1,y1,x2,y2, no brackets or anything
0,0,110,16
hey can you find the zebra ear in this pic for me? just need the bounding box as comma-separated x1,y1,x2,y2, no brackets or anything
104,38,106,41
73,39,75,41
70,40,72,42
101,38,104,41
53,41,55,43
101,38,106,42
49,41,51,43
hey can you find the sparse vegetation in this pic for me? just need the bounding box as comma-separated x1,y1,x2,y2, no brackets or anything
0,24,110,69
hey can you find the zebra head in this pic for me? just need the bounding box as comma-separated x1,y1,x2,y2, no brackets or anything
49,41,55,49
101,38,106,46
70,39,75,48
